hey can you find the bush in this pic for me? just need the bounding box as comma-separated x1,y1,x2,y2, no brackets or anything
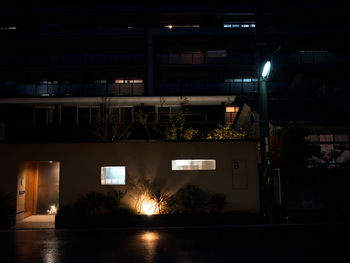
0,192,15,228
175,184,208,213
165,185,227,214
207,193,226,213
73,190,127,216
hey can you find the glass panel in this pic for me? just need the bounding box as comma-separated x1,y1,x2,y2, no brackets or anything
35,108,47,124
181,53,192,64
319,134,333,142
158,107,170,122
171,159,216,170
101,166,125,185
305,135,319,142
61,107,76,124
47,108,55,124
334,134,349,142
78,108,90,124
91,108,100,123
111,108,119,123
120,107,132,123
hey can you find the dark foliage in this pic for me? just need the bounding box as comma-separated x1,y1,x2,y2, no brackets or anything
270,127,320,167
59,190,131,216
207,193,227,212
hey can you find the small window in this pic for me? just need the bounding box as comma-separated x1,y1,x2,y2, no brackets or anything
171,159,216,170
101,166,125,185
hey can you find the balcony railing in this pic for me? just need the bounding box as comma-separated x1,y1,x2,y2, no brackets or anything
0,83,144,97
156,52,256,65
156,81,258,95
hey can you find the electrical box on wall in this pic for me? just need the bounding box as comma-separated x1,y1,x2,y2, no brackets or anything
0,123,4,141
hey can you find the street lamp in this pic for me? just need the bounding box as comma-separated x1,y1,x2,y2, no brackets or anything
261,61,271,79
259,60,273,221
259,60,271,166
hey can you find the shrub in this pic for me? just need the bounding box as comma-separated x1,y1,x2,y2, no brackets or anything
176,184,208,213
74,190,126,216
206,124,246,140
0,192,15,228
207,193,226,213
183,127,199,140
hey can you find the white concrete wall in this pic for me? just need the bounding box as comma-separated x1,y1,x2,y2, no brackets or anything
0,141,260,217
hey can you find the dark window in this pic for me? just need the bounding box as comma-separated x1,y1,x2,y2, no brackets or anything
35,108,47,124
78,108,90,124
61,107,77,124
120,107,132,124
158,107,170,122
91,108,100,123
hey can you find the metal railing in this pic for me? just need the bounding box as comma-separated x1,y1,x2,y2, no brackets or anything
0,83,145,97
156,81,259,95
156,52,256,65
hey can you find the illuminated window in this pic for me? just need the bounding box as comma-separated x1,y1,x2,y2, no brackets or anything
225,106,239,124
171,159,216,170
226,106,239,113
165,24,200,29
0,26,16,30
114,79,143,84
101,166,126,185
223,22,255,28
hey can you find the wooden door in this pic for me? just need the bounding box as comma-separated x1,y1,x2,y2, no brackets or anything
24,163,38,218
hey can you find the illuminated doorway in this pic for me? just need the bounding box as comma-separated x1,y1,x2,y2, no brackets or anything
15,161,59,228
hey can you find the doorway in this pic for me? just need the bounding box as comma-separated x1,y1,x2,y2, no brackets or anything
15,161,59,228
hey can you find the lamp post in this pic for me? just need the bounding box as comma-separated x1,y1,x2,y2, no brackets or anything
260,61,271,165
259,60,274,221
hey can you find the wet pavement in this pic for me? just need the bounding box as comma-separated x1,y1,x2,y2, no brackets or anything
0,224,349,263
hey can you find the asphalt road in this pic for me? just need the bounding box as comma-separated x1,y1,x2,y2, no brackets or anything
0,224,349,263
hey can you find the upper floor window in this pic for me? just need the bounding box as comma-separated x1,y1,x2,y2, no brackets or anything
225,78,258,83
114,79,143,84
306,134,350,168
164,24,200,29
94,80,107,84
39,80,59,85
298,50,328,64
223,22,255,28
34,107,55,124
0,26,16,31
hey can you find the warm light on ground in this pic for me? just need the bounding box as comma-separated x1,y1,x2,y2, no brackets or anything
140,199,158,215
141,231,159,241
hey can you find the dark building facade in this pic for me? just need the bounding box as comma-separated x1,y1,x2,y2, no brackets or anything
0,1,349,142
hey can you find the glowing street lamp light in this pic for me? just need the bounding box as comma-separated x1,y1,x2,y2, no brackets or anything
261,61,271,80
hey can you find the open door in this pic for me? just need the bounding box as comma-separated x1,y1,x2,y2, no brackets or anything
16,161,59,224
